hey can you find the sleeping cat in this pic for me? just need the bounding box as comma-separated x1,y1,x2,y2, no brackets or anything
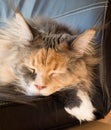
0,13,99,122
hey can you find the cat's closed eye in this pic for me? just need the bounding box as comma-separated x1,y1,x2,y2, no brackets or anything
30,68,36,79
49,71,66,78
51,73,60,77
25,67,37,79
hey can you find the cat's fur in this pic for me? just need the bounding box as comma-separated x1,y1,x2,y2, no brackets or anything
0,13,99,121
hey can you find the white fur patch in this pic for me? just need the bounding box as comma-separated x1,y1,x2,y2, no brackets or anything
65,90,96,122
25,84,40,96
18,78,40,96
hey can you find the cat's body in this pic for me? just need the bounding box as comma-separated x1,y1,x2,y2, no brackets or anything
0,13,99,122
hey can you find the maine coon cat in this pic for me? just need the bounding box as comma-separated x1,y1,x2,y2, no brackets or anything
0,13,99,121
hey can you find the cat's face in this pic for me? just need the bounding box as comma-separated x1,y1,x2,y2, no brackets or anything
16,42,98,96
17,48,80,96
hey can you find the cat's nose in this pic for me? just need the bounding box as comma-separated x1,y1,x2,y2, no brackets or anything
35,84,46,90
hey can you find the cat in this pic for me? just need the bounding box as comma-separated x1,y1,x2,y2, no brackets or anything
0,13,99,122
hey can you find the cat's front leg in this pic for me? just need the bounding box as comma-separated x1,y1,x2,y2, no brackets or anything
64,89,96,122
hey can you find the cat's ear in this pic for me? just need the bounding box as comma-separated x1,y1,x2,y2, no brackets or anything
15,13,33,41
72,29,96,54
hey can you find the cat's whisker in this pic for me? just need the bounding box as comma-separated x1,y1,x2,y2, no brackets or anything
56,6,107,20
52,1,108,19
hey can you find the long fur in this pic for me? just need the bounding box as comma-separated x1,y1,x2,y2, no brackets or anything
0,13,99,104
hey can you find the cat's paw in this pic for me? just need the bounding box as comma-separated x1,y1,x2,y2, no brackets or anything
64,90,96,122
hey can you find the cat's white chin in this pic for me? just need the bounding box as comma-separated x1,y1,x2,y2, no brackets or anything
22,85,40,96
22,85,51,96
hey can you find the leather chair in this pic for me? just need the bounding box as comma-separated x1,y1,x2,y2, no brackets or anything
0,0,111,130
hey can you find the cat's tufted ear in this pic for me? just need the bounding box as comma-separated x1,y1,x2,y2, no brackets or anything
72,29,96,55
15,13,33,41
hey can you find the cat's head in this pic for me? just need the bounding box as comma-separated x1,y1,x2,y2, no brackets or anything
2,13,99,96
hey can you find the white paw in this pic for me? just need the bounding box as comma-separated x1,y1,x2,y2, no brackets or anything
65,90,96,122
